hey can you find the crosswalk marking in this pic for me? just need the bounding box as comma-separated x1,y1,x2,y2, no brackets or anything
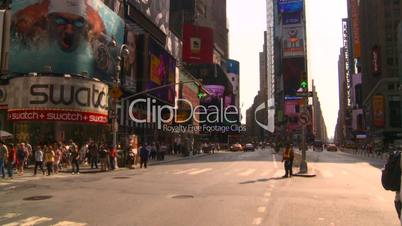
187,168,213,175
52,221,87,226
252,217,263,225
174,168,199,175
3,216,52,226
0,213,21,221
258,206,266,213
238,169,256,176
260,170,271,177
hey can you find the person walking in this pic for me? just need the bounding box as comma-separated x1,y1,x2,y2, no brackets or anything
139,143,149,169
109,145,116,170
43,145,55,176
88,141,98,169
54,143,62,174
70,141,80,175
99,144,109,171
33,145,45,176
6,144,15,179
282,143,295,178
0,141,8,179
16,143,26,176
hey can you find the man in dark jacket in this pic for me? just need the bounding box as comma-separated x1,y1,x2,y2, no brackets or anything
139,143,149,169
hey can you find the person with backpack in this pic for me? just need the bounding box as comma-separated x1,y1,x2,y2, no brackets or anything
282,143,294,178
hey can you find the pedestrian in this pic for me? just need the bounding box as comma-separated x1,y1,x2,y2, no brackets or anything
150,143,157,160
16,143,26,176
89,141,98,169
54,143,62,174
25,142,32,169
6,144,15,179
69,141,80,175
33,145,45,176
160,143,167,161
139,143,149,169
282,143,294,178
99,144,109,171
109,145,116,170
127,145,135,169
43,145,55,176
0,141,8,179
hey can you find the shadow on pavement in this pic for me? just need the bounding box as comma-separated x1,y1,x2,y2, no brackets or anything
239,176,287,185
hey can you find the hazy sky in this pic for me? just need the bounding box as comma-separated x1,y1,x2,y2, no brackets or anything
227,0,347,138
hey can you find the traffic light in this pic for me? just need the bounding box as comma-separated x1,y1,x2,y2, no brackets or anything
197,84,205,99
300,72,308,91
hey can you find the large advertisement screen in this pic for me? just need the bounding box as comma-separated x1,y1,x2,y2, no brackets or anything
123,25,139,92
278,0,303,14
283,57,305,97
9,0,125,82
283,26,305,58
372,95,385,127
128,0,169,34
182,24,214,64
147,38,176,105
283,12,301,25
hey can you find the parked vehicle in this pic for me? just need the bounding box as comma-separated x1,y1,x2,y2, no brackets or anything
327,144,338,152
244,143,255,152
230,143,243,152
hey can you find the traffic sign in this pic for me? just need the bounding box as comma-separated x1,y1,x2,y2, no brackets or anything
296,92,313,98
299,111,310,126
110,86,123,99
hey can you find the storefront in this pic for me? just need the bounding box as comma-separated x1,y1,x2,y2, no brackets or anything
5,75,110,145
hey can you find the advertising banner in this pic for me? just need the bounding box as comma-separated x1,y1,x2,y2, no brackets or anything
283,12,301,25
128,0,170,34
350,0,361,58
372,46,381,76
282,26,305,58
203,85,225,105
225,59,239,96
283,57,305,97
372,95,385,127
147,38,176,105
9,0,125,82
182,24,214,64
7,76,109,124
278,0,303,14
123,25,139,92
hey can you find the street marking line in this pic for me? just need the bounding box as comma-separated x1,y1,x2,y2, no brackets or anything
273,170,283,178
272,154,278,169
258,207,266,213
238,169,256,176
174,168,199,175
52,221,88,226
188,168,213,175
0,213,21,221
262,198,270,203
4,216,52,226
341,170,348,175
0,182,11,187
252,217,263,225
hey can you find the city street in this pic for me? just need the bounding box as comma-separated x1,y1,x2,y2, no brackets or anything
0,149,399,226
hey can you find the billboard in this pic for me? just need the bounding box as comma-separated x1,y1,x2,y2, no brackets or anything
123,25,139,93
128,0,170,34
283,12,301,25
372,95,385,127
202,85,225,105
182,24,214,64
147,38,176,105
9,0,125,82
283,57,305,97
282,26,305,57
372,46,381,76
350,0,361,58
278,0,303,14
7,76,109,124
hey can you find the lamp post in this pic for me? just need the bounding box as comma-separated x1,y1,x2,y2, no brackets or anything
112,44,129,155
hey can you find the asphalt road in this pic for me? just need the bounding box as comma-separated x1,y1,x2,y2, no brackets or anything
0,149,399,226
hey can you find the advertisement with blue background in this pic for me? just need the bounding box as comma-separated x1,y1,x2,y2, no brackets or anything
9,0,124,82
278,0,303,14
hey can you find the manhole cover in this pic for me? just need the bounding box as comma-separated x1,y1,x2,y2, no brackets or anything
23,195,52,201
171,195,194,199
113,176,131,179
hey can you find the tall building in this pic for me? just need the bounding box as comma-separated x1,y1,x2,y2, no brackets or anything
335,48,348,145
359,0,402,146
312,80,328,143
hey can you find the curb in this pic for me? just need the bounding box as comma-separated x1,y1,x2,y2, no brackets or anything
148,153,207,166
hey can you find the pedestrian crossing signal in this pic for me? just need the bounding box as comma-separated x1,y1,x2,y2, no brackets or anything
197,85,206,99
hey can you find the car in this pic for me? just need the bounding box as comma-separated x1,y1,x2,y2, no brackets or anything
244,143,255,152
327,144,338,152
230,143,243,152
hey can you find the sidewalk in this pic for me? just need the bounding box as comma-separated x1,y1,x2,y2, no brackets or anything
340,148,389,160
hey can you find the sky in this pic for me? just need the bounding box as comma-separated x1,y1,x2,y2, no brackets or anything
227,0,347,138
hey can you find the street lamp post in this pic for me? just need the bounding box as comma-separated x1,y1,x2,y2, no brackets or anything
112,44,129,156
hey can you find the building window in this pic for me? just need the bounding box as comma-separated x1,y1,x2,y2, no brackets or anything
387,57,394,66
